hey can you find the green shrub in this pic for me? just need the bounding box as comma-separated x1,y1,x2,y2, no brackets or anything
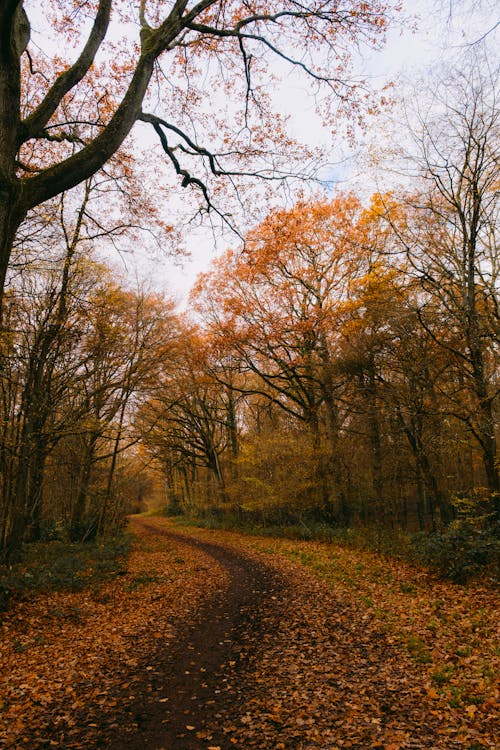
412,520,499,583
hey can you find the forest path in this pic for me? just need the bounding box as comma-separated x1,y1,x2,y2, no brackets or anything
115,518,288,750
2,517,497,749
109,518,453,750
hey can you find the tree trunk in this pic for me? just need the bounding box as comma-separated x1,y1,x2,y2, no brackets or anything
4,414,34,559
0,2,26,315
365,358,385,520
208,449,227,504
0,193,24,319
226,384,239,480
71,436,98,540
26,444,46,542
470,344,499,511
395,406,451,526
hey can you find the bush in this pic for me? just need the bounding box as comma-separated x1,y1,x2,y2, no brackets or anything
38,519,67,542
412,520,500,583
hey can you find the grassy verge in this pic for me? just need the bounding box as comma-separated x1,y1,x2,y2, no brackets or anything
150,515,499,718
243,533,499,715
167,512,500,583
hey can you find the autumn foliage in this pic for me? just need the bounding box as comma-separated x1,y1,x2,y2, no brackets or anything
1,518,498,748
0,4,497,748
139,185,498,570
0,4,498,573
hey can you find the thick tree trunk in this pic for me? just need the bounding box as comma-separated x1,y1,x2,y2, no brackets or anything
317,335,346,521
0,3,26,315
0,193,24,319
0,0,156,314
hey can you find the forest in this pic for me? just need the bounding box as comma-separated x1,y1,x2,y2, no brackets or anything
0,2,498,748
0,1,497,575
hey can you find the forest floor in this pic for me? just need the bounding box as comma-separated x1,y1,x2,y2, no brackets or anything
0,516,498,750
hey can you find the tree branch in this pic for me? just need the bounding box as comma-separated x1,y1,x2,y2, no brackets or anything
20,0,112,141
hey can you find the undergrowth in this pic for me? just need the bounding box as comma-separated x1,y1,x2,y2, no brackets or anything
0,533,131,611
411,520,500,583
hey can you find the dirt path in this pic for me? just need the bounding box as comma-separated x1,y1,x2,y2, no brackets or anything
2,518,497,749
108,520,495,750
113,519,287,750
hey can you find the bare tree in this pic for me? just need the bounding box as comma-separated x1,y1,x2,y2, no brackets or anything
390,59,499,513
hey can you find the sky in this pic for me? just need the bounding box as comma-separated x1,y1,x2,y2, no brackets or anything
107,0,499,307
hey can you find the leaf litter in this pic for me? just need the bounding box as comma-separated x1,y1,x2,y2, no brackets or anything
0,517,498,749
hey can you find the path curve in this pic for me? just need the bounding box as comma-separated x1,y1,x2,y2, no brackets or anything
111,518,287,749
3,518,495,749
116,520,480,750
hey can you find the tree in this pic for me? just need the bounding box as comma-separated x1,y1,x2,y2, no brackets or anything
0,150,180,556
338,256,455,528
387,62,499,514
0,0,397,315
0,252,178,556
192,195,370,520
64,281,178,540
191,189,496,530
0,237,105,556
139,330,233,510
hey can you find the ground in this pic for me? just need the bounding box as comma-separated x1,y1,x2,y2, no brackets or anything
1,516,498,749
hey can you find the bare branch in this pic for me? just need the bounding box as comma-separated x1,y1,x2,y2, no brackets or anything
21,0,112,141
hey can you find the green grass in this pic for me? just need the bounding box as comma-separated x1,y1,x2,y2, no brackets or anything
431,667,455,685
405,634,432,664
168,510,499,583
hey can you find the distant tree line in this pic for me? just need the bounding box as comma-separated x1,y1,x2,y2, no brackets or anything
140,68,499,534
